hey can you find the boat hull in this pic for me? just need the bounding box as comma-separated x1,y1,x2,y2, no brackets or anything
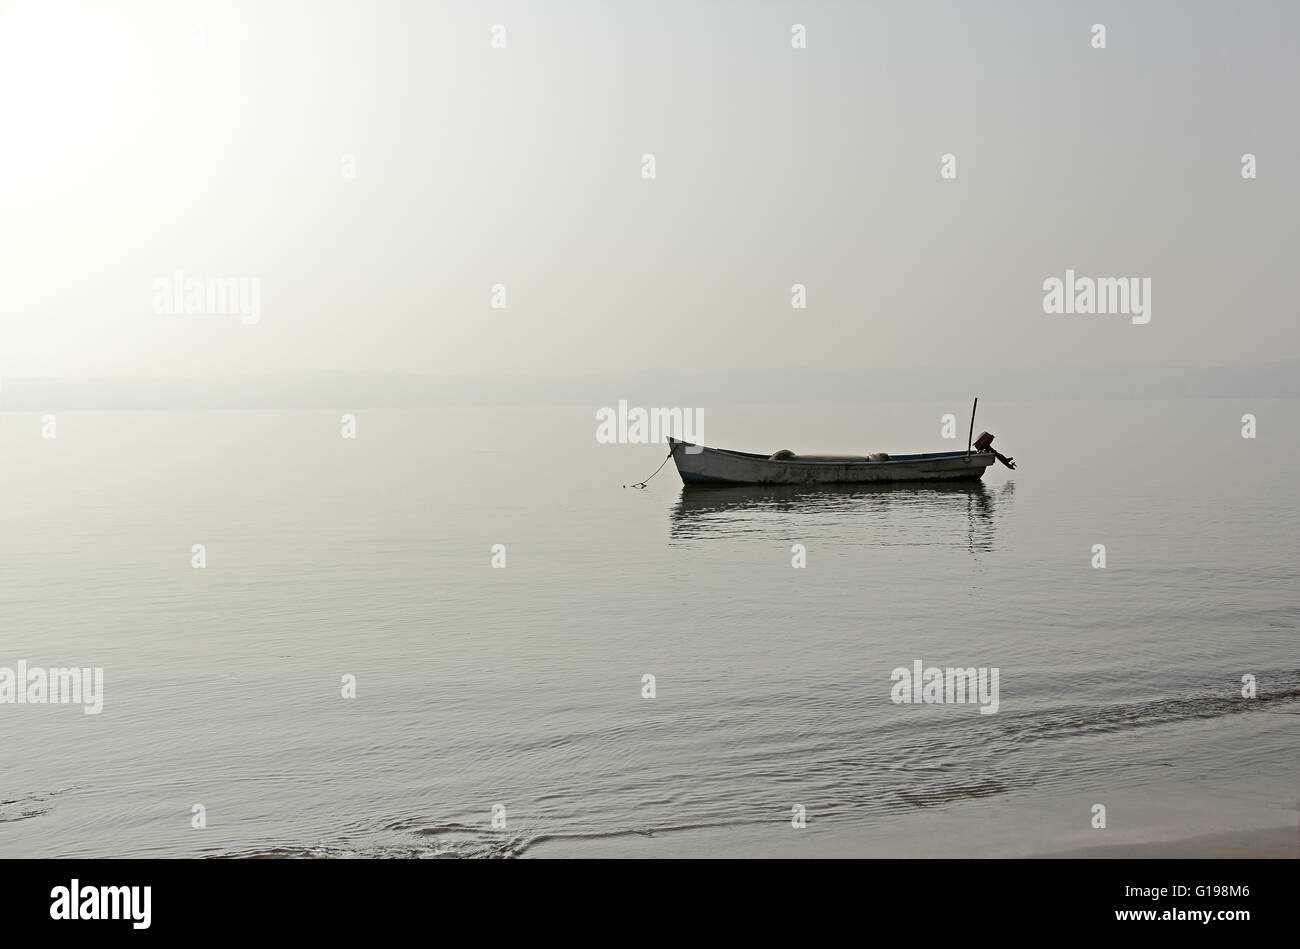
669,438,995,485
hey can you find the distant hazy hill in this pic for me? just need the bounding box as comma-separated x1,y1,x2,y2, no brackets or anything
2,361,1297,410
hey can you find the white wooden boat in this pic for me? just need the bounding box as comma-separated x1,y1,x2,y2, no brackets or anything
668,434,1014,486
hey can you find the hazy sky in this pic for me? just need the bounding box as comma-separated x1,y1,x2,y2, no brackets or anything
1,0,1296,381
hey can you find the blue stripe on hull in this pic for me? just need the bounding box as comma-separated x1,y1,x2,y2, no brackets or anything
678,468,986,485
679,471,734,482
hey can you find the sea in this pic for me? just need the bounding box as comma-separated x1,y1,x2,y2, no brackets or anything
1,398,1297,857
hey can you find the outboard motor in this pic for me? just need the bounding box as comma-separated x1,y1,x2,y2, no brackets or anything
973,431,1016,470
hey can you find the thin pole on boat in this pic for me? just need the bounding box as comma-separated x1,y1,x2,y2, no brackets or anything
966,397,978,458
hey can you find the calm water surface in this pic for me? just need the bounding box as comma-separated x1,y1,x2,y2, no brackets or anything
1,400,1297,857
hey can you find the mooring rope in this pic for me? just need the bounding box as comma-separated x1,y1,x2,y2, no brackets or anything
625,445,675,489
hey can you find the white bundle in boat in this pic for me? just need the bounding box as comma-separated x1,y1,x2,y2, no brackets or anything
768,449,890,462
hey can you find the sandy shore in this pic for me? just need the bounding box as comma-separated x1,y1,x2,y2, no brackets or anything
526,823,1300,859
1039,826,1299,859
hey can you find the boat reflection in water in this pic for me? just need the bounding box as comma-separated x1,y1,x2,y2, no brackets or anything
669,479,1013,553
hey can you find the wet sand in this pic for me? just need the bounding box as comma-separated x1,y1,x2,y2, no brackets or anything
527,824,1300,859
1041,826,1299,859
